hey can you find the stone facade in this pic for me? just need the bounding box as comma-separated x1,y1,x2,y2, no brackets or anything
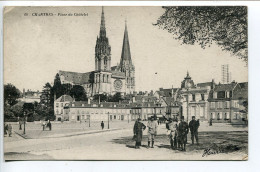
58,7,135,97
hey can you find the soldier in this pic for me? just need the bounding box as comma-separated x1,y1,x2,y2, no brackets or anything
133,118,146,149
178,116,189,151
147,116,158,148
168,118,178,149
209,118,213,126
189,116,200,145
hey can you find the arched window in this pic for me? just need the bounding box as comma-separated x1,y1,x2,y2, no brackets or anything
104,57,108,65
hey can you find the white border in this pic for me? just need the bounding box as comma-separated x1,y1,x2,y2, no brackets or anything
1,1,260,172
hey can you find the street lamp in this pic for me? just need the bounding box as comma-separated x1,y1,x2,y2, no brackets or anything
186,83,191,123
23,111,27,134
108,112,110,129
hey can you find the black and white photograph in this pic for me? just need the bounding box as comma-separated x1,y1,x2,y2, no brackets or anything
3,6,248,161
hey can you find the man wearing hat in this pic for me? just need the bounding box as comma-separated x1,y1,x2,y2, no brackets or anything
147,116,158,148
189,116,200,145
133,118,146,149
178,116,189,151
168,118,178,149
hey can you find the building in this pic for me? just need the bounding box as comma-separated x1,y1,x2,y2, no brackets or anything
54,95,74,121
208,81,248,124
58,7,135,97
19,89,41,103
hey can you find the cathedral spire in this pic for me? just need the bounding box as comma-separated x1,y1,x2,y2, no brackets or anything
100,6,106,37
120,19,132,66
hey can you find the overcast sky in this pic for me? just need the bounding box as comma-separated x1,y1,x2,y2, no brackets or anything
4,6,248,92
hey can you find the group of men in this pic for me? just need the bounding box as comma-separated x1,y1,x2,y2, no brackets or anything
167,116,200,151
133,116,158,149
132,115,200,151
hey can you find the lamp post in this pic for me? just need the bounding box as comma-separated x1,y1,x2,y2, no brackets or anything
108,112,110,129
23,112,27,134
186,83,191,123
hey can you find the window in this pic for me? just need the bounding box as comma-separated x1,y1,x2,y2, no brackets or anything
217,113,220,120
201,94,205,101
56,103,59,107
226,102,230,108
210,102,215,109
217,91,225,98
61,109,63,114
61,103,63,107
219,102,223,108
211,112,215,119
192,94,195,101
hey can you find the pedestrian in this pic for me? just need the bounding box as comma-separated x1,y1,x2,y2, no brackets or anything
42,121,46,131
157,119,160,125
101,121,104,130
48,120,52,131
133,118,146,149
209,118,213,126
189,116,200,145
147,116,158,148
19,120,23,130
168,118,178,150
4,122,8,136
8,124,13,137
178,116,189,151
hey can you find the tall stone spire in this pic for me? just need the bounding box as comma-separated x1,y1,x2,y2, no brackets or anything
99,6,106,38
95,6,111,71
120,19,132,67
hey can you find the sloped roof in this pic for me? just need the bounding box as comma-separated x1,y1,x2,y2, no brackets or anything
162,97,174,106
59,70,92,85
197,82,212,88
56,95,74,102
214,82,237,92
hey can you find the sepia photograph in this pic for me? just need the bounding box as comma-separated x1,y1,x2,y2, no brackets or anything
3,6,248,161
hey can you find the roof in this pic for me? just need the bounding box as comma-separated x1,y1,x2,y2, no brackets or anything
120,22,132,66
134,95,157,103
197,82,212,88
238,82,248,90
213,82,237,92
233,82,248,100
56,95,74,102
112,70,125,78
157,88,179,97
59,70,93,85
162,97,174,106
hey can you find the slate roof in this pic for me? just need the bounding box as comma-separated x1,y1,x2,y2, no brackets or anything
197,82,212,88
59,70,93,85
56,95,74,102
213,82,237,92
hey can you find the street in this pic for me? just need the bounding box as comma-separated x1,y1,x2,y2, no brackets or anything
4,121,248,160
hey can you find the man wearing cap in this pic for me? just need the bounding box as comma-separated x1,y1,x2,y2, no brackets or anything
133,118,146,149
168,118,178,149
178,116,189,151
147,116,158,148
189,116,200,145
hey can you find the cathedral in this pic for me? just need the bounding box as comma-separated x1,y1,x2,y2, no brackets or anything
58,7,135,97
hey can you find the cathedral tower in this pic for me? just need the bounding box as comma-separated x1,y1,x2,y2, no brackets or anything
95,7,111,71
93,7,112,95
119,20,135,94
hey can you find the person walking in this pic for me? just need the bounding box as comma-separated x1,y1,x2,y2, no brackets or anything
133,118,146,149
178,116,189,151
209,118,213,126
189,116,200,145
101,121,104,130
8,124,13,137
48,120,52,131
147,116,158,148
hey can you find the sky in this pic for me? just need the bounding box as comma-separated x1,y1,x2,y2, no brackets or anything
4,6,248,92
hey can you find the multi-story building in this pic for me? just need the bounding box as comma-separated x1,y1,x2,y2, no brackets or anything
54,95,74,121
208,81,248,124
19,89,41,103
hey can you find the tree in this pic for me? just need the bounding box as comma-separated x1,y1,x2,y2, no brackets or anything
4,84,21,106
109,92,123,102
41,82,52,107
93,94,108,103
52,73,63,99
155,6,247,63
69,85,88,101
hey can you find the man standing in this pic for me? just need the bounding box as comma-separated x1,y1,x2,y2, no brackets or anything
189,116,200,145
133,118,146,149
8,124,13,137
178,116,189,151
147,116,158,148
101,121,104,130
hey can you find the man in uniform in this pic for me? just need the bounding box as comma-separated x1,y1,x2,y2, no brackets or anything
101,121,104,130
178,116,189,151
168,118,178,150
189,116,200,145
133,118,146,149
147,116,158,148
